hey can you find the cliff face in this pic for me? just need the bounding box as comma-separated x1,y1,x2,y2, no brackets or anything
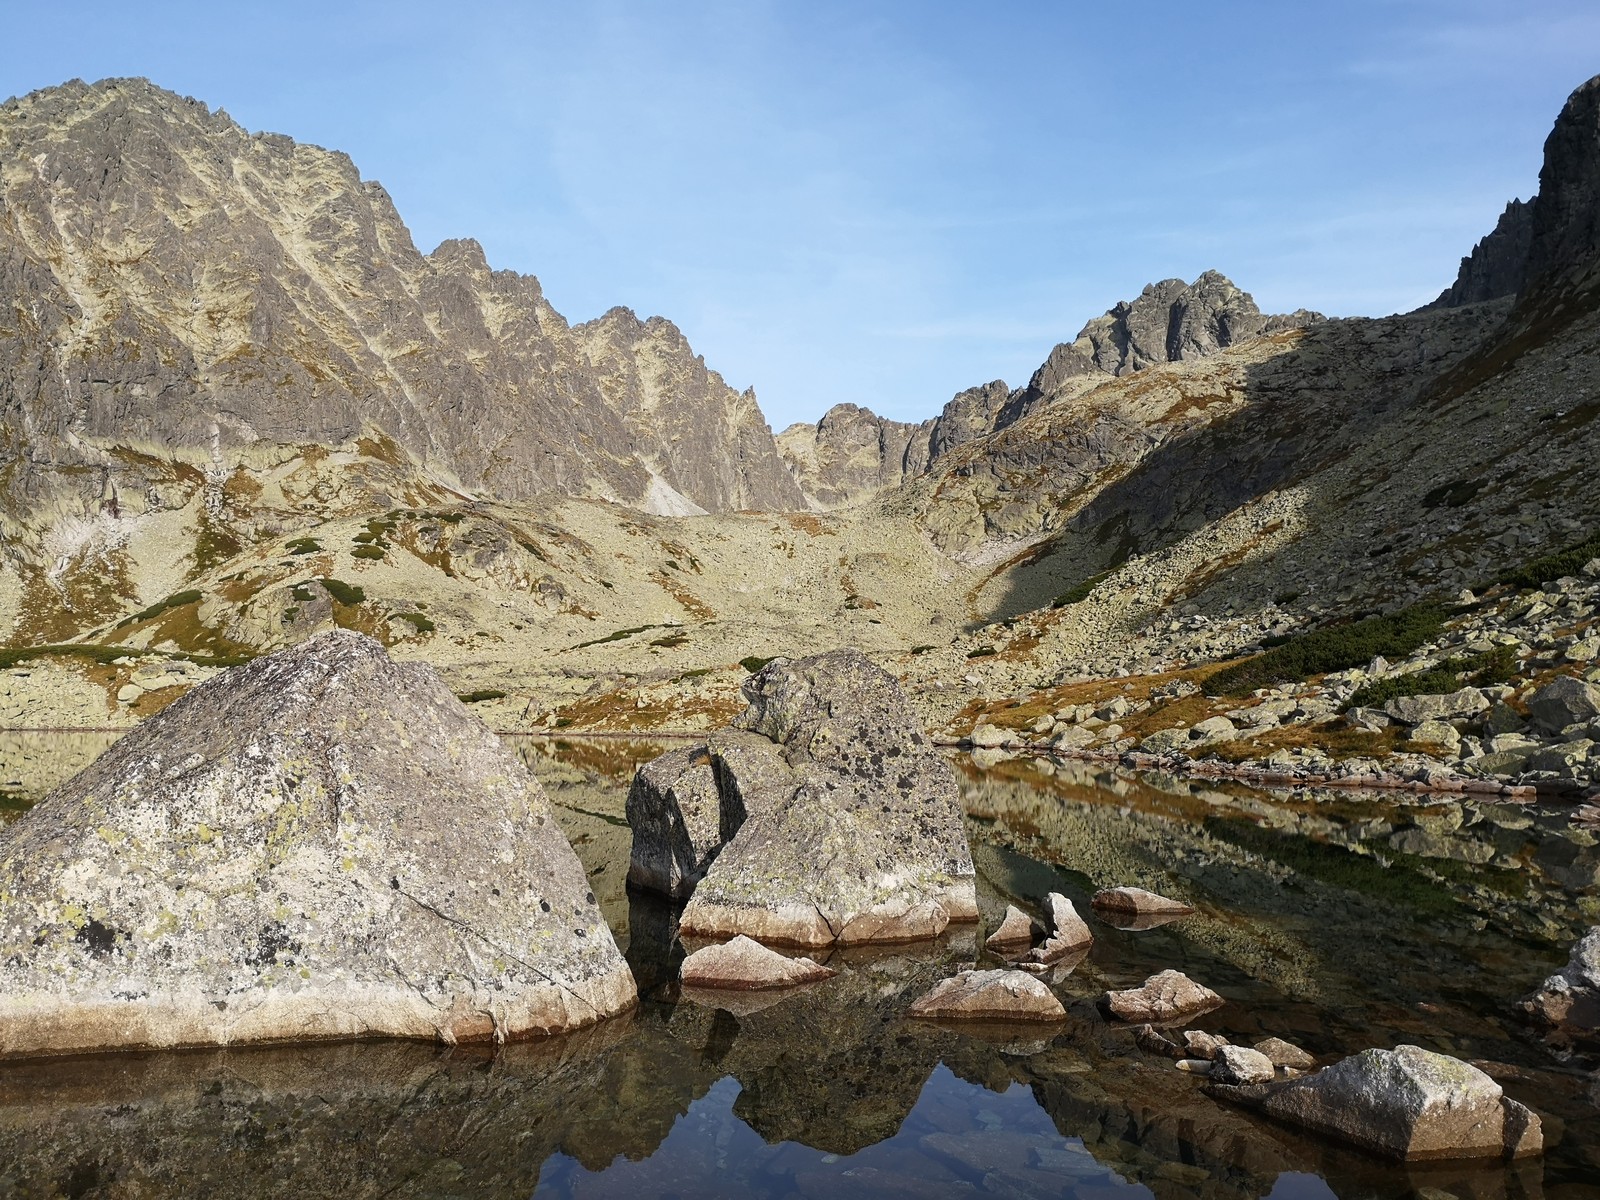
1425,200,1533,309
0,77,802,523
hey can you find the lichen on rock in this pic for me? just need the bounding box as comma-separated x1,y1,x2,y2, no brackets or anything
0,629,636,1058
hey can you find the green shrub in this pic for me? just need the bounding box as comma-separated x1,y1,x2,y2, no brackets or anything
1052,571,1112,609
651,632,690,648
1208,602,1447,696
740,656,775,673
121,589,203,626
910,644,936,655
351,544,386,560
1496,531,1600,591
1345,645,1519,710
290,584,314,603
570,625,653,650
677,667,712,680
286,537,322,556
396,612,435,634
1422,477,1484,510
967,646,997,659
457,689,507,703
318,578,366,606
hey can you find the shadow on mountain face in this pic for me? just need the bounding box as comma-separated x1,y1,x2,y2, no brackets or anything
975,286,1600,627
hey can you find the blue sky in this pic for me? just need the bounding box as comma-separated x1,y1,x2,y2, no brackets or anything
3,2,1596,428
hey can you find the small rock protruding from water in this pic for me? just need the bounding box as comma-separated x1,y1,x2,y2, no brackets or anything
1254,1036,1317,1071
0,630,636,1059
1016,893,1094,968
1213,1045,1276,1085
908,969,1066,1022
1520,925,1600,1038
984,905,1035,950
1092,886,1195,916
1102,970,1223,1024
1209,1045,1542,1162
679,936,835,991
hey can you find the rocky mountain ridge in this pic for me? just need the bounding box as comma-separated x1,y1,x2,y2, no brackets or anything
776,272,1321,510
0,75,803,537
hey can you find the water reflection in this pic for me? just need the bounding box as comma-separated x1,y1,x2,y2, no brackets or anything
0,734,1596,1197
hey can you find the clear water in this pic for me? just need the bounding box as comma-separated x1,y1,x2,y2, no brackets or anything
1,733,1597,1198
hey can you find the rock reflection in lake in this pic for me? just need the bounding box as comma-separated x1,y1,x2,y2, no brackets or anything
0,734,1597,1196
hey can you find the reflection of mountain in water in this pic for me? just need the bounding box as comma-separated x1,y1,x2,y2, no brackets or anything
2,738,1598,1196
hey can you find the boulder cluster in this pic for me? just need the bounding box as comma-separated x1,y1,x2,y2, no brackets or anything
627,648,977,947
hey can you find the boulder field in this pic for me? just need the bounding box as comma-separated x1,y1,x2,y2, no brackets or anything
0,630,635,1058
626,648,978,947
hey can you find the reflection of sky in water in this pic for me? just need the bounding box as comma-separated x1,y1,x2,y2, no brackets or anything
1,733,1597,1195
533,1067,1167,1200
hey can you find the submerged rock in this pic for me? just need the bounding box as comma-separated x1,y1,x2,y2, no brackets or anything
1209,1045,1542,1162
1103,970,1223,1024
907,969,1066,1022
679,936,835,991
633,649,977,948
0,631,636,1058
1092,886,1195,916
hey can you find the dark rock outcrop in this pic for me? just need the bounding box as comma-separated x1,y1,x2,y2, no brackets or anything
628,648,977,947
1523,74,1600,294
0,630,635,1057
1426,199,1534,309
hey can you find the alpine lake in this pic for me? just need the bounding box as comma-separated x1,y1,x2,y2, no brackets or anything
0,730,1596,1200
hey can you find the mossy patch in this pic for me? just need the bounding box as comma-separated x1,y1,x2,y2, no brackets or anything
318,578,366,606
458,689,507,703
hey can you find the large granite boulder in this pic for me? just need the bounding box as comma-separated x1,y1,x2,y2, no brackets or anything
0,630,635,1058
1209,1045,1542,1162
629,649,977,947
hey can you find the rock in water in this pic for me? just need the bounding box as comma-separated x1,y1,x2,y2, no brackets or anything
907,970,1066,1022
1092,887,1195,916
679,936,835,991
0,630,636,1058
624,745,725,898
1017,892,1094,966
633,649,977,947
1521,925,1600,1038
1102,970,1223,1023
1209,1045,1542,1162
984,905,1035,950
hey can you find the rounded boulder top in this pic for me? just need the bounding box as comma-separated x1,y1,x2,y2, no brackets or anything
0,629,636,1058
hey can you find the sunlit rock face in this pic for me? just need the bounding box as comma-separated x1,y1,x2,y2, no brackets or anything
630,648,977,947
0,76,803,530
0,630,635,1057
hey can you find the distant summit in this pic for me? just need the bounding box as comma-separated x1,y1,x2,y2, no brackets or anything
0,76,803,519
778,272,1321,510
